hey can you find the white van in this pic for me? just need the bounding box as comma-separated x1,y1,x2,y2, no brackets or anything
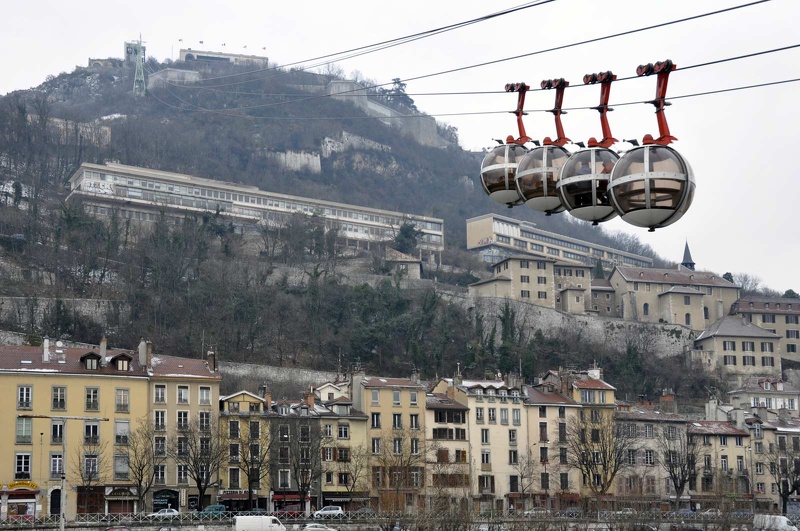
235,515,287,531
753,514,798,531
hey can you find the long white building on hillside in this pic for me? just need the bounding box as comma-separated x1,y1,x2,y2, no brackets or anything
66,162,444,261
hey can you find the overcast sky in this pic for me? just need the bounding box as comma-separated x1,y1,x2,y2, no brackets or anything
3,0,799,293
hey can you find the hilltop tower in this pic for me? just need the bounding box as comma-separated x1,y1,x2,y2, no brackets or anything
681,240,695,271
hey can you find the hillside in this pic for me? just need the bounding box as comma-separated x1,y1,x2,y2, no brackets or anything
0,55,714,401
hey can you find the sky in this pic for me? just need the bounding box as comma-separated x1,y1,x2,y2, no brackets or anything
2,0,799,293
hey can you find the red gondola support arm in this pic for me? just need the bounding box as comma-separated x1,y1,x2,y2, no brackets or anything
540,78,570,147
505,82,532,145
637,60,678,145
584,71,618,148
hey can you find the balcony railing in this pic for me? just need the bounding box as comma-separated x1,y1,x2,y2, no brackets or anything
229,456,240,463
177,423,189,431
18,401,31,409
85,436,99,445
114,472,129,481
52,399,66,410
16,435,32,444
52,436,63,444
154,477,166,485
50,469,63,480
178,477,189,485
86,400,99,411
155,424,166,432
116,403,129,413
115,435,129,445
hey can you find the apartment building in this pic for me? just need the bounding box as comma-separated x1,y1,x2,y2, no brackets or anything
466,213,653,270
731,297,800,363
687,421,750,507
431,375,526,514
468,255,593,313
66,162,444,262
218,389,270,511
728,377,800,414
521,384,581,510
692,316,782,382
607,265,739,331
424,392,471,512
147,346,221,512
353,374,426,512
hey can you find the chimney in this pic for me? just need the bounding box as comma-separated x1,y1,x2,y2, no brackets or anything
206,349,215,372
43,337,50,363
779,408,791,423
659,389,678,414
138,339,147,368
264,388,272,409
99,336,107,360
410,368,420,385
146,341,153,368
305,391,315,408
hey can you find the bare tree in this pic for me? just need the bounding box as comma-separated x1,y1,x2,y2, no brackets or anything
764,432,800,515
286,418,328,514
334,443,371,506
126,417,167,512
420,442,472,531
70,439,110,513
655,422,701,510
168,415,228,510
373,428,427,514
236,418,273,509
566,409,637,497
510,448,539,511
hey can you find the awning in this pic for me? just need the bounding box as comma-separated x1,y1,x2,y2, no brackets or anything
272,494,302,501
221,493,251,500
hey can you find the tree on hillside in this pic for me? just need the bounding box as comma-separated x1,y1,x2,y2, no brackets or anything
393,222,422,255
783,289,799,299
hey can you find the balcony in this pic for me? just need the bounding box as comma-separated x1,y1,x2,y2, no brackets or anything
116,403,129,413
16,435,32,444
52,436,63,444
85,436,99,445
17,401,31,410
115,435,129,445
114,472,129,481
155,477,166,485
154,423,166,432
52,399,66,410
476,418,484,425
229,456,240,463
14,473,30,480
50,469,64,480
178,477,189,485
86,401,99,411
480,488,494,495
481,463,492,472
177,423,189,432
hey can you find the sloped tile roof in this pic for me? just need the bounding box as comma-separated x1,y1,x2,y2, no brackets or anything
361,376,426,389
695,315,781,341
0,345,147,376
615,266,736,288
426,392,469,410
687,420,748,436
573,378,616,391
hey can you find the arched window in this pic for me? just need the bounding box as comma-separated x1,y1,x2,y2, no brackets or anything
643,303,649,316
685,313,691,326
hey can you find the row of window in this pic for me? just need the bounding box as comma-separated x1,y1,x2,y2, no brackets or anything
475,407,523,425
369,412,421,430
367,437,421,455
369,389,419,407
722,355,775,367
722,341,776,352
15,417,133,446
152,411,213,432
17,385,133,411
519,290,548,299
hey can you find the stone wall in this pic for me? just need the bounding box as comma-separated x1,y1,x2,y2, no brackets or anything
266,150,321,174
0,297,128,333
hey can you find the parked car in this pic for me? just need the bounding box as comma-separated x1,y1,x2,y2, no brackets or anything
700,509,722,517
304,524,338,531
349,507,377,518
563,506,584,518
616,508,637,516
105,527,130,531
242,508,268,515
313,506,344,519
147,509,179,518
524,507,550,517
202,504,227,514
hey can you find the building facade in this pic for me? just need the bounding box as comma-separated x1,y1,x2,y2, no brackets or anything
66,162,444,262
466,214,653,270
731,297,800,363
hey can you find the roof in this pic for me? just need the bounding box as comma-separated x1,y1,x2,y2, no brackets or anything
360,376,426,389
426,393,469,410
573,378,616,391
323,396,353,405
728,376,800,395
0,345,148,376
733,297,800,315
695,315,781,342
657,285,704,297
614,266,737,288
385,248,420,263
591,279,614,290
523,385,577,406
469,275,511,287
220,390,265,402
495,254,557,266
687,421,748,436
682,242,695,266
149,355,219,380
615,405,687,423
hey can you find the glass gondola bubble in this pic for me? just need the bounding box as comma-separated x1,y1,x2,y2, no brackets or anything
479,141,529,206
609,144,695,231
516,145,570,214
557,147,619,224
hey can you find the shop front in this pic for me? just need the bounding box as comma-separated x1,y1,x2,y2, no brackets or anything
105,487,138,515
1,481,41,522
152,489,179,512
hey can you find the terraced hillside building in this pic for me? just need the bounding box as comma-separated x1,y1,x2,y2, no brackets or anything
731,296,800,363
466,213,653,270
67,162,444,263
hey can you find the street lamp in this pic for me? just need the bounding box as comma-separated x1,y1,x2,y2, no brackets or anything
60,474,66,531
747,447,756,515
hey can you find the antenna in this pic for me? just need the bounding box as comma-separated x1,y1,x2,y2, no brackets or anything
133,33,147,98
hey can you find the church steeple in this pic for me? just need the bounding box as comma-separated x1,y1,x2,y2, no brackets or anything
681,241,695,271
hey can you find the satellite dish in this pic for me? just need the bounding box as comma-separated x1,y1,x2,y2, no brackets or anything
56,341,64,348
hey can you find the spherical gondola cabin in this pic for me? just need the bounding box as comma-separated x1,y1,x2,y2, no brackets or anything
608,143,695,231
515,145,570,214
557,147,619,224
480,142,529,206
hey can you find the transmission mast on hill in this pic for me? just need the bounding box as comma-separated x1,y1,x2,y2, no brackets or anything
132,34,146,97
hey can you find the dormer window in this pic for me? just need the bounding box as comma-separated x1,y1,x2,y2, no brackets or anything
337,404,349,415
280,406,289,415
764,382,771,390
487,389,495,396
117,359,129,371
300,407,309,416
86,358,98,370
